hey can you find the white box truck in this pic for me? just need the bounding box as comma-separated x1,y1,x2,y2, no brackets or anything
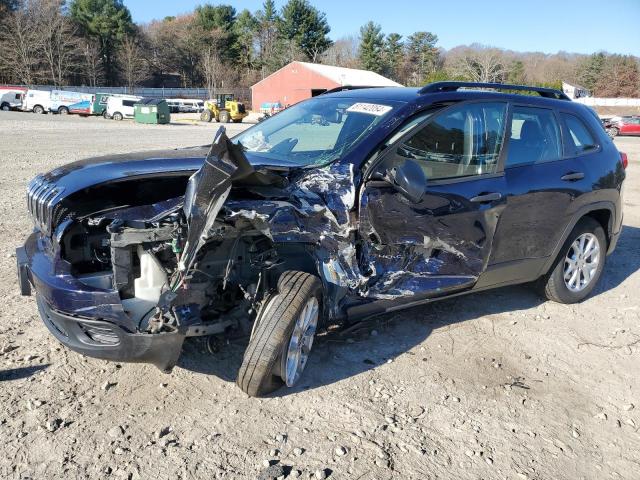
23,89,52,114
0,87,26,111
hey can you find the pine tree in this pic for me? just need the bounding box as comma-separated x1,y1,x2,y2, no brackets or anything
69,0,134,86
358,22,385,74
404,31,439,85
384,33,403,81
577,52,605,91
194,4,238,61
279,0,332,63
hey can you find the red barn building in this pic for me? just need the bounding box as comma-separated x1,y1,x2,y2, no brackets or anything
251,61,402,112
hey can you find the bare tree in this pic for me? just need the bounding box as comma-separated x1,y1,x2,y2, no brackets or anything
80,38,103,87
321,36,359,68
200,46,226,98
39,0,79,86
0,1,43,84
447,46,508,83
118,35,148,92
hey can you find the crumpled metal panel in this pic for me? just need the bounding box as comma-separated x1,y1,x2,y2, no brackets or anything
180,128,253,273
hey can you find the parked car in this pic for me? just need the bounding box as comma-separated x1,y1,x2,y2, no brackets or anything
106,95,142,120
605,115,640,138
17,82,626,397
67,100,92,116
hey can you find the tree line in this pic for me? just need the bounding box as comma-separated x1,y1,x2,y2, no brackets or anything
1,0,639,98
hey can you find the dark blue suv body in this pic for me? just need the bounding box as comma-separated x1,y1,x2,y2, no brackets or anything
17,82,626,396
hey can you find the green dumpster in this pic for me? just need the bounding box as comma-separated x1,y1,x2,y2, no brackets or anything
134,98,170,124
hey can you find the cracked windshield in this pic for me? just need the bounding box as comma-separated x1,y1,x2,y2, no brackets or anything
234,97,396,166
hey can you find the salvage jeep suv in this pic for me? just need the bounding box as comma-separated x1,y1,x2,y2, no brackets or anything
17,82,626,396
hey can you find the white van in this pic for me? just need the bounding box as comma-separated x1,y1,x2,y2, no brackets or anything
49,90,93,114
106,95,141,120
166,98,204,113
0,90,25,111
23,90,52,114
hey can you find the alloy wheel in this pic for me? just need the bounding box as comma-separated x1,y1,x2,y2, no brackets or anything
563,232,600,292
282,297,319,387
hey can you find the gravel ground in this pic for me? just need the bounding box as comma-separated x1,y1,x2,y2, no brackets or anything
0,111,639,480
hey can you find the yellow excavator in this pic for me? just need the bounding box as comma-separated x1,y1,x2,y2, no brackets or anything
200,93,248,123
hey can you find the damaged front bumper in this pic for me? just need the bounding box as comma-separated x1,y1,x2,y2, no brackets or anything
17,233,186,371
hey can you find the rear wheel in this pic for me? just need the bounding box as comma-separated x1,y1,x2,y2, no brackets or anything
33,105,44,114
219,110,230,123
237,271,322,397
112,112,123,121
1,103,9,111
607,127,619,139
540,217,606,304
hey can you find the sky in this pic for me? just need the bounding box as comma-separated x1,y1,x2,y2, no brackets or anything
125,0,640,56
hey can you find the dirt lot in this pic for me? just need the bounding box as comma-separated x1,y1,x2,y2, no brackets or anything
0,111,639,480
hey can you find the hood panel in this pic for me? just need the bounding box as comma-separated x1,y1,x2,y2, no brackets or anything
42,147,210,197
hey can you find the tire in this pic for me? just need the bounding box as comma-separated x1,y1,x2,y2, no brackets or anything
200,110,212,122
102,110,109,119
237,271,322,397
1,103,9,111
607,127,619,139
219,110,230,123
113,112,123,121
58,106,69,115
540,217,606,304
33,105,44,114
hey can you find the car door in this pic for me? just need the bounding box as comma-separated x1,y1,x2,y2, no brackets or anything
358,101,509,302
483,104,593,285
629,118,640,135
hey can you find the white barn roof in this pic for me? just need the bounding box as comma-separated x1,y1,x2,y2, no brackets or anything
299,62,402,87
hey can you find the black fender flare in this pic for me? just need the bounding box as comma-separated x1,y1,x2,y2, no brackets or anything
540,201,616,276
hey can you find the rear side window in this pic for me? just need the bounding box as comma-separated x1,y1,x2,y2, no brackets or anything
562,113,597,155
506,106,562,167
396,102,507,180
123,100,135,107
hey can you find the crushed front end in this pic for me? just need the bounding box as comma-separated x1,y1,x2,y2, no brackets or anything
17,130,288,371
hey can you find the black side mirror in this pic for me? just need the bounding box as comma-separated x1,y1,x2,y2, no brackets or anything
387,159,425,203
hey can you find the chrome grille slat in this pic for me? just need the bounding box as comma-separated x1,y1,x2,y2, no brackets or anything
26,176,64,236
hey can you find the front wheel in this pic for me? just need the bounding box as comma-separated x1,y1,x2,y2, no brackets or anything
607,127,619,139
33,105,44,114
1,103,9,111
219,110,230,123
58,106,69,115
237,271,322,397
200,110,212,122
540,217,606,304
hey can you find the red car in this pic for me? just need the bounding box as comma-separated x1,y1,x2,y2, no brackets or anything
606,116,640,138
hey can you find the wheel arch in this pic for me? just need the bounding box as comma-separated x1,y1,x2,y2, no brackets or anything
541,202,615,276
272,242,343,322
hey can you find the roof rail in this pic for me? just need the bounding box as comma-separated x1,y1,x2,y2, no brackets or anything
321,85,383,95
418,81,570,100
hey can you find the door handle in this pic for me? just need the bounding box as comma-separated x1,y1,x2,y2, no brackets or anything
470,192,502,203
561,172,585,181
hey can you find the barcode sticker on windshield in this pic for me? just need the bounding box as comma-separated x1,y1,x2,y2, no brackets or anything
346,103,392,116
